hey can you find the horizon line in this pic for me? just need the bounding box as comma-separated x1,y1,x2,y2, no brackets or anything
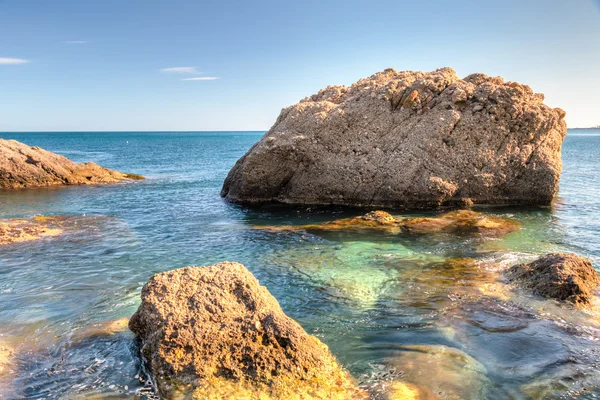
0,128,597,134
0,130,268,133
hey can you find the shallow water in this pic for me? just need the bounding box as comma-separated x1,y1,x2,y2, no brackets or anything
0,130,599,399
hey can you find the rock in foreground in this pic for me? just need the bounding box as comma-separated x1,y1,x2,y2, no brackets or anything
254,210,520,237
0,139,143,189
507,253,600,307
222,67,566,209
129,262,363,399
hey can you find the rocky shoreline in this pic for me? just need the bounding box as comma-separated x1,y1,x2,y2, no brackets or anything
0,138,143,189
2,68,599,399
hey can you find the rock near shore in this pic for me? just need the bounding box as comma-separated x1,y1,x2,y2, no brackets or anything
129,262,363,399
0,139,143,189
254,210,519,237
222,67,566,209
507,253,600,307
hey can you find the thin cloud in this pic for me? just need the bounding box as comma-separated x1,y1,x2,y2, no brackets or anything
63,40,89,44
0,58,29,65
181,77,219,81
160,67,199,74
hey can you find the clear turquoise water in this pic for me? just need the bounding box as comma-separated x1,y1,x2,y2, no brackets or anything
0,130,599,399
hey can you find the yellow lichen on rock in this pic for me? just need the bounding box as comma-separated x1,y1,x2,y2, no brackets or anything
254,210,401,233
123,173,145,180
254,210,519,237
32,215,58,222
400,210,520,236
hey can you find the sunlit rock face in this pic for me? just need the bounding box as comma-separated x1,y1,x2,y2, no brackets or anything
222,68,566,209
254,210,520,237
0,139,143,189
507,252,600,308
129,262,365,399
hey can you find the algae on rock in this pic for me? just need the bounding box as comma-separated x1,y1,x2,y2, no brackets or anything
254,210,520,237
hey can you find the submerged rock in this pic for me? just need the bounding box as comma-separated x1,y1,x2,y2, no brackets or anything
507,253,600,307
385,345,490,400
0,341,13,377
222,67,566,209
0,215,132,246
0,139,143,189
0,341,14,398
0,216,63,245
129,262,363,399
254,210,519,237
384,381,439,400
70,317,130,344
401,210,519,236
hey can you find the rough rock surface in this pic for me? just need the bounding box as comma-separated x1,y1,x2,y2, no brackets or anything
129,262,363,399
254,210,520,237
0,139,143,189
222,67,566,209
507,253,600,307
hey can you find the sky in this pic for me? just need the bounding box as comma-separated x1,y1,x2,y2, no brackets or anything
0,0,599,131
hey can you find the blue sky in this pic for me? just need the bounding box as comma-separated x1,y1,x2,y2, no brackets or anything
1,0,599,131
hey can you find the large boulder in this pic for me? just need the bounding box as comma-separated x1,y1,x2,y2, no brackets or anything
222,68,566,209
0,139,143,189
506,253,600,307
129,262,363,399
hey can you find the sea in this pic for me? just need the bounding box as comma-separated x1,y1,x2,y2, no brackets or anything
0,129,599,399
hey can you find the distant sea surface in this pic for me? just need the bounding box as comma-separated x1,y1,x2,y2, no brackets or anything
1,130,599,399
